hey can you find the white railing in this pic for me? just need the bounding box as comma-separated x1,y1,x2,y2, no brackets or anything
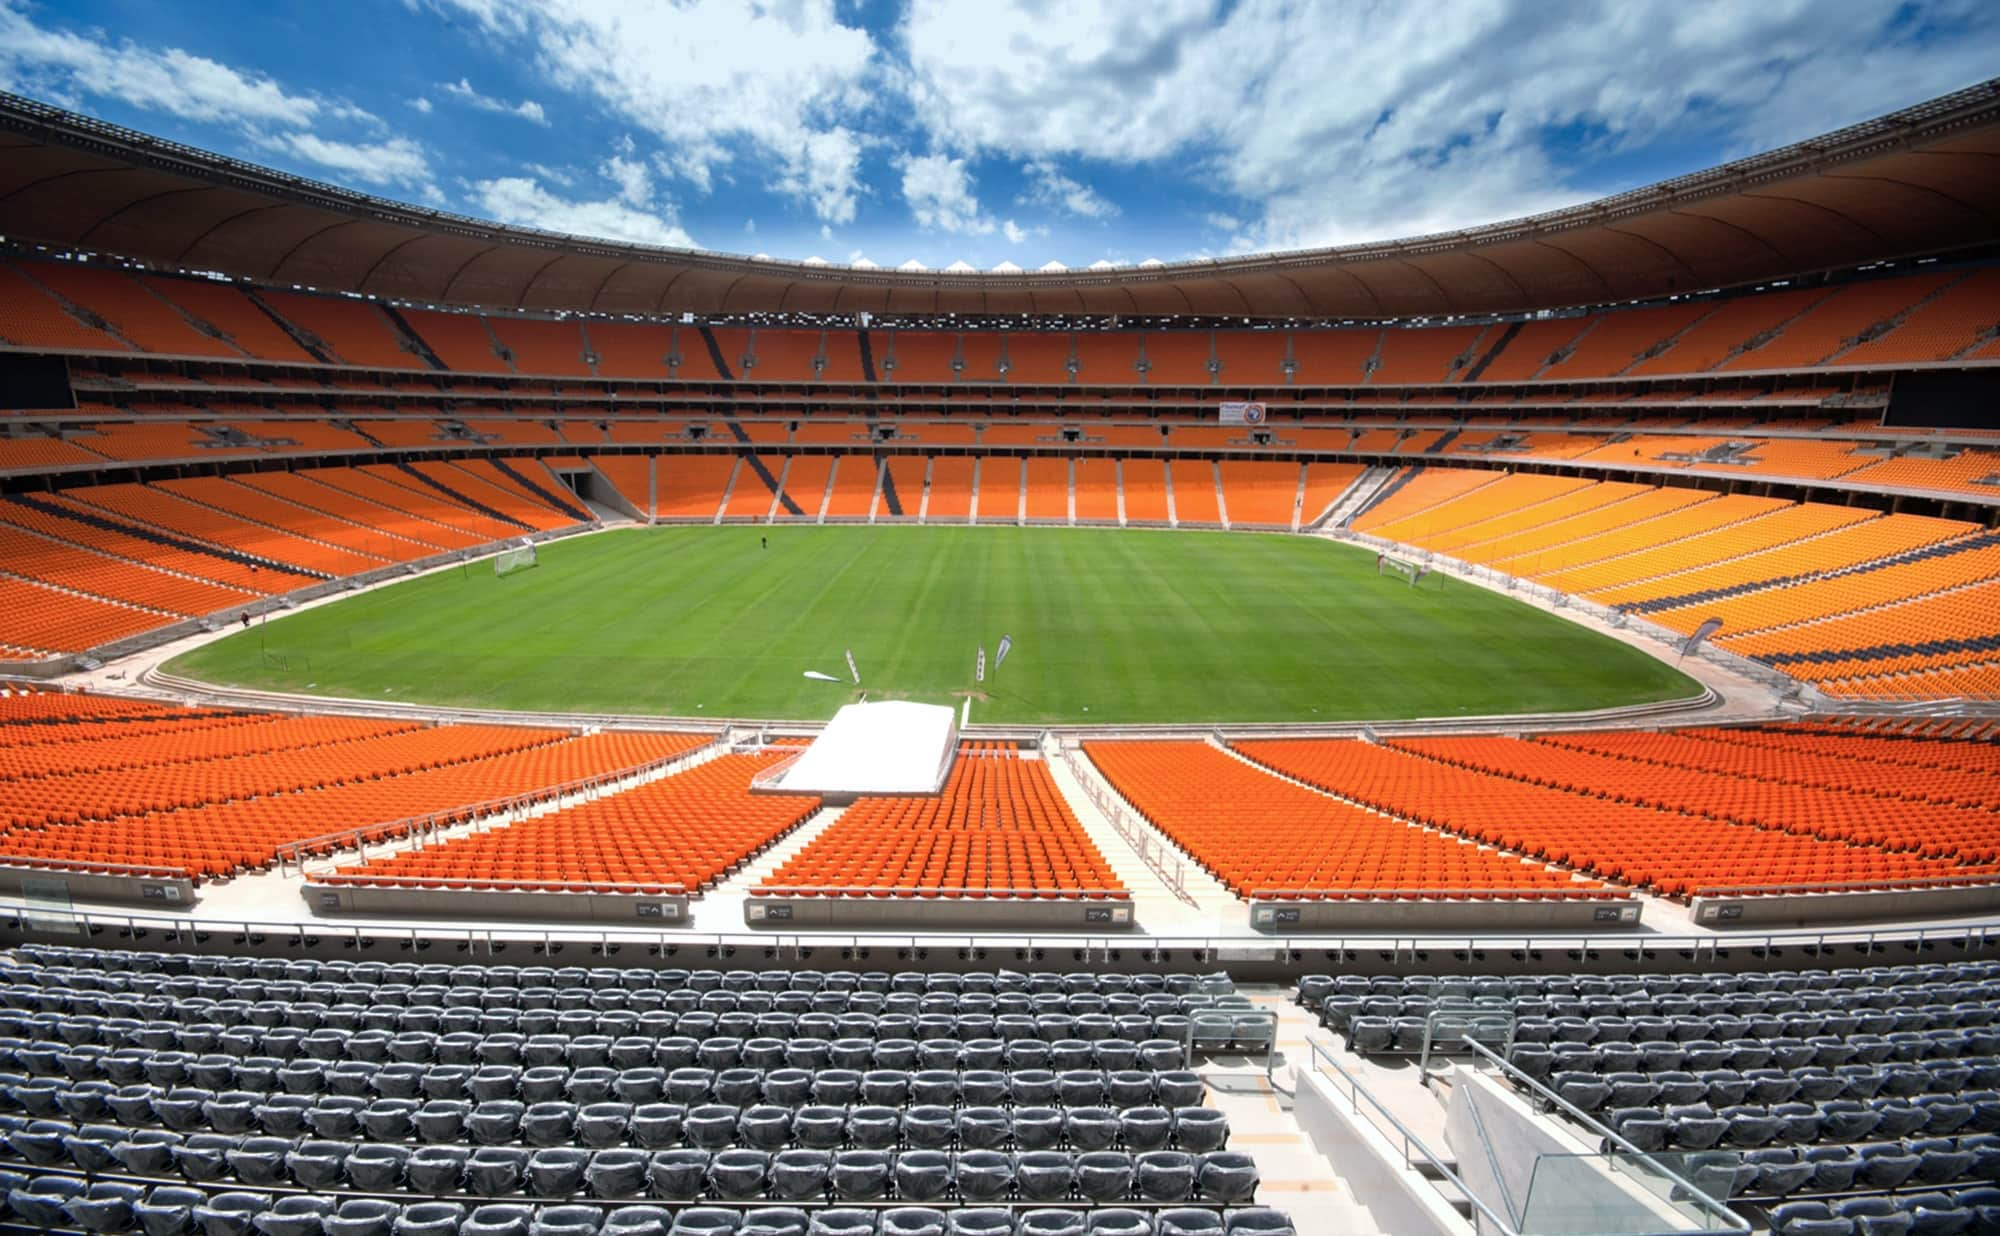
1057,745,1194,906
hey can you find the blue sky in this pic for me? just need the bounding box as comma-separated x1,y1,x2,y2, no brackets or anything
2,0,1996,273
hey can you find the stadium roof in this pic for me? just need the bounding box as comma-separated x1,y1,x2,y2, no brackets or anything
1,81,1997,321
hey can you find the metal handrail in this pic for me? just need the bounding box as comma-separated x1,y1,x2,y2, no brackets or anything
2,901,1995,962
1059,747,1193,906
1458,1037,1749,1233
1304,1036,1524,1235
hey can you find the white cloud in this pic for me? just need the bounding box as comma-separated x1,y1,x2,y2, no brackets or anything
0,2,321,128
1001,219,1044,246
440,77,548,125
600,154,652,207
472,175,696,248
435,0,878,223
0,2,444,202
900,0,2000,251
900,153,993,235
265,133,434,188
410,96,433,114
1021,159,1118,219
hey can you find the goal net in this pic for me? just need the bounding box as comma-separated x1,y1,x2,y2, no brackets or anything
1375,552,1427,588
494,541,538,577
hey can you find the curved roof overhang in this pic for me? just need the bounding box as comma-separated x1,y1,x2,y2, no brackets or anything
0,81,1996,320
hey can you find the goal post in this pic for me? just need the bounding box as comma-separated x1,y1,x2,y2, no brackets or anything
1375,551,1427,588
494,540,538,577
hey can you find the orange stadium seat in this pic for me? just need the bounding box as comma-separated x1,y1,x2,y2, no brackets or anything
1120,458,1170,523
655,455,737,520
258,290,425,369
925,456,974,521
589,455,654,517
1023,458,1070,521
762,747,1124,900
1089,740,1600,901
325,742,785,895
25,262,241,358
822,454,879,518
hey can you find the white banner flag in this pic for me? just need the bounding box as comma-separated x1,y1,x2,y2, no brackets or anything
1219,401,1266,425
994,633,1013,672
845,649,860,684
976,645,986,684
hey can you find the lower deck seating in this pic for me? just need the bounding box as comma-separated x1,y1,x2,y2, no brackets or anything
0,947,1284,1235
1236,736,1983,897
325,747,808,894
1216,463,1299,529
760,749,1125,900
1084,741,1602,902
0,729,694,881
1301,960,2000,1230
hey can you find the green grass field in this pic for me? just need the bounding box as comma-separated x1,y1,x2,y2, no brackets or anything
166,526,1699,724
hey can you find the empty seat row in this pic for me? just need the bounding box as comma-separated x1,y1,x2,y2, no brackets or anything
1,1087,1228,1150
5,1056,1202,1108
1767,1189,1997,1236
1507,1036,2000,1082
1607,1097,2000,1161
0,976,1232,1017
0,1000,1192,1046
1518,1060,1999,1115
3,1040,1200,1096
2,1175,1294,1236
13,950,1238,998
1318,988,1997,1032
1740,1139,2000,1200
2,1140,1259,1204
1296,963,2000,1008
0,1014,1196,1066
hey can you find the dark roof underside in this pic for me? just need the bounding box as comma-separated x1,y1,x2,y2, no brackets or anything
0,82,1997,320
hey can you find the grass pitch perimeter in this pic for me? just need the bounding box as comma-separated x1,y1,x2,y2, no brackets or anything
167,526,1699,724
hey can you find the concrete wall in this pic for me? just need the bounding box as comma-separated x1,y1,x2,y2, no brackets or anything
1250,898,1642,932
745,896,1137,930
0,865,196,908
1691,883,2000,928
305,882,690,925
1294,1067,1470,1236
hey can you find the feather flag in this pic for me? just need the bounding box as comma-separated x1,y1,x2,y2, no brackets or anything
994,634,1013,672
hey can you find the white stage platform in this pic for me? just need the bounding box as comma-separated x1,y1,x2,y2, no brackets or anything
756,700,957,799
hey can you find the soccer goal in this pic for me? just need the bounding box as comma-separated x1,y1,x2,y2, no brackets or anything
1375,552,1427,588
494,540,538,577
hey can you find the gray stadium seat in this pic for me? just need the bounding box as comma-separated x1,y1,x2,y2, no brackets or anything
879,1210,946,1236
133,1186,206,1236
531,1205,604,1236
831,1150,892,1201
1136,1151,1197,1202
648,1149,710,1201
954,1150,1013,1202
460,1206,533,1236
770,1148,832,1201
587,1148,649,1199
405,1146,469,1194
195,1192,277,1236
1198,1152,1259,1202
468,1147,533,1196
231,1137,298,1187
894,1150,953,1202
251,1196,335,1236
